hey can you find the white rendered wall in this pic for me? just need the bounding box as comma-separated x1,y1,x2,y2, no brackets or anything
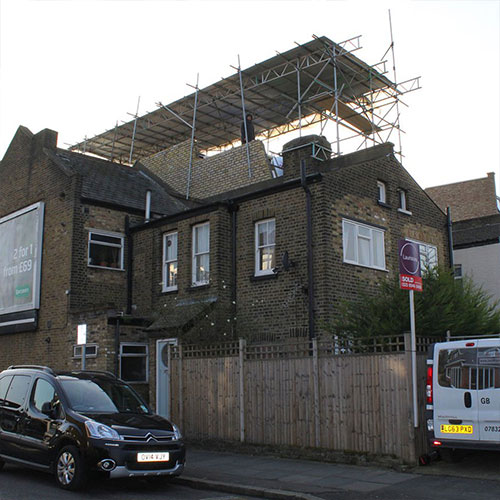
455,242,500,306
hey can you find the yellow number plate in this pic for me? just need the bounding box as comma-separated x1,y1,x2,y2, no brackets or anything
440,424,473,434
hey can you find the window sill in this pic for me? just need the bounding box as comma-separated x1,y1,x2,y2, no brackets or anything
188,283,211,291
343,261,389,272
250,273,278,282
377,201,392,209
397,208,412,216
88,265,124,271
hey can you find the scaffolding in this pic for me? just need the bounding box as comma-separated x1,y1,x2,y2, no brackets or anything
70,34,420,170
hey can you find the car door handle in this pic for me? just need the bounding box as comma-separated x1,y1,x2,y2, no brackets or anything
464,392,472,408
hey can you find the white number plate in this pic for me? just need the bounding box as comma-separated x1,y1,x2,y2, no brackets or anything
137,452,170,463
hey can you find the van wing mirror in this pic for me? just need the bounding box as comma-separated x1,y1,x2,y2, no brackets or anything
41,402,56,419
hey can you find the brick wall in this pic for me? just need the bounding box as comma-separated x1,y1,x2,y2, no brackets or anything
132,142,450,344
140,140,273,199
0,128,76,371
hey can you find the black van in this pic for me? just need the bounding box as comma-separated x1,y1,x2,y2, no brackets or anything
0,366,185,490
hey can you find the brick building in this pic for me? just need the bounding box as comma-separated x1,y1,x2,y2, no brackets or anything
0,125,450,407
426,173,500,306
0,36,449,411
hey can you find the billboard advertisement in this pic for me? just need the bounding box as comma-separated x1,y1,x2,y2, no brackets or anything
0,202,44,316
398,239,423,292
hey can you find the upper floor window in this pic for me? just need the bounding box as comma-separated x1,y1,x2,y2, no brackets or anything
377,181,387,204
88,230,124,270
408,238,438,272
255,219,276,276
192,222,210,286
342,219,386,270
398,189,412,215
163,232,178,292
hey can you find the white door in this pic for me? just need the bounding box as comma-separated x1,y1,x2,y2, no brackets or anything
156,338,177,418
433,342,479,442
477,339,500,442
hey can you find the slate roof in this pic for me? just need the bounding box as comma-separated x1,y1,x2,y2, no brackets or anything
46,148,194,216
453,214,500,248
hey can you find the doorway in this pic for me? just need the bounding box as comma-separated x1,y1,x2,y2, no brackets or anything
156,338,178,418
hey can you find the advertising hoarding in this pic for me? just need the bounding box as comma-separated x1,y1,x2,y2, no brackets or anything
0,202,44,317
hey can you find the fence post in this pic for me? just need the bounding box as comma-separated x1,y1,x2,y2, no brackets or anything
312,338,321,448
167,343,172,420
178,344,183,431
239,339,246,442
404,332,416,462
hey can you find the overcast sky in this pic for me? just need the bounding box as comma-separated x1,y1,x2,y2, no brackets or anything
0,0,498,192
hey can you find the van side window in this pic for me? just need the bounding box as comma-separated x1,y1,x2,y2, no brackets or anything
4,375,31,409
32,378,62,418
477,347,500,389
438,348,478,390
0,376,13,405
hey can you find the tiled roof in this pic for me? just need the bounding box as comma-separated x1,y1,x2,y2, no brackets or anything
46,149,194,216
426,173,499,222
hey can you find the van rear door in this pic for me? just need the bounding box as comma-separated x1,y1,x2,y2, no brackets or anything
433,342,479,442
477,339,500,442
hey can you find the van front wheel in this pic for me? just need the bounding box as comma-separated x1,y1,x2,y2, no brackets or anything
55,445,87,490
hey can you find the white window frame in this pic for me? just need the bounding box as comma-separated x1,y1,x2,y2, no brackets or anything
88,229,124,270
192,222,210,286
398,189,412,215
377,181,387,204
342,219,386,271
407,238,438,272
73,343,98,359
255,218,276,276
162,231,178,292
119,343,149,383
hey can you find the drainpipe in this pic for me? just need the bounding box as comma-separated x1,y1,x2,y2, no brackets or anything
446,206,454,269
145,190,152,222
125,216,133,315
300,159,315,340
229,201,238,338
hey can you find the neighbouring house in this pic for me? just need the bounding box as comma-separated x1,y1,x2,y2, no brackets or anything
426,173,500,306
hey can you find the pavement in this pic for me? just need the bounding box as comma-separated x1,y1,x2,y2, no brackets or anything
175,447,500,500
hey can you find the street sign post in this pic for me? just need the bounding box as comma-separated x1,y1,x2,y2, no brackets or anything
399,239,423,428
77,324,87,370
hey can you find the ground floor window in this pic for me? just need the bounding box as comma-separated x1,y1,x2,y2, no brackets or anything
120,343,148,383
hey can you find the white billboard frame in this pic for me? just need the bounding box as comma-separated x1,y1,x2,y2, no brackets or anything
0,201,45,316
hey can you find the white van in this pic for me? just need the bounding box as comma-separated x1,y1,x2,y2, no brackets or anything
426,338,500,459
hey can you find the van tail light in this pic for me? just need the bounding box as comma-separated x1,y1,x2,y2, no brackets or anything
433,440,442,447
426,365,433,404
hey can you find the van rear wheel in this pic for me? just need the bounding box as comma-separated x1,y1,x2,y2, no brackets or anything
440,448,462,463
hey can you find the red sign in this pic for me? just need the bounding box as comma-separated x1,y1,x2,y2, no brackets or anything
399,240,423,292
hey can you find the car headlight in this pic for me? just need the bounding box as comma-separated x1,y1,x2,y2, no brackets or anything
172,423,182,440
85,420,122,440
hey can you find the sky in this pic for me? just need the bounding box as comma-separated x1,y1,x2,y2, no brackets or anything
0,0,498,192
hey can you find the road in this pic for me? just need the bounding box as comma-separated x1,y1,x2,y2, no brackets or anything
0,463,254,500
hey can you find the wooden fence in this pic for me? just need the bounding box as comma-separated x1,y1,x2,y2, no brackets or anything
165,334,436,463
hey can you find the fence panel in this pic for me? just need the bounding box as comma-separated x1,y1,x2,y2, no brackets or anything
167,337,433,463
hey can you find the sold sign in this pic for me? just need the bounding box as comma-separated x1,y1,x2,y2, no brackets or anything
398,240,423,292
